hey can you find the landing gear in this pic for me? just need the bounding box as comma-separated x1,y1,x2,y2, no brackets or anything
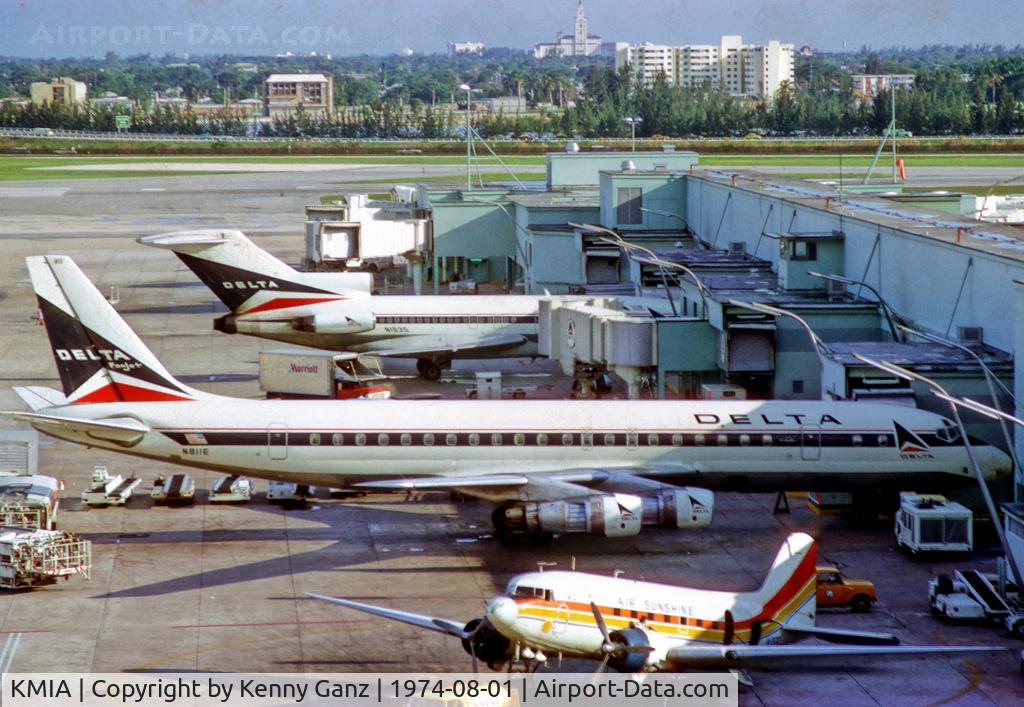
416,358,450,381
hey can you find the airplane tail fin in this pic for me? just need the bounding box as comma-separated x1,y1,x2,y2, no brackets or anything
749,532,817,631
139,230,370,315
28,255,202,404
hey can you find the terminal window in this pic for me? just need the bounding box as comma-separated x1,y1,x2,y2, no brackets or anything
616,187,643,225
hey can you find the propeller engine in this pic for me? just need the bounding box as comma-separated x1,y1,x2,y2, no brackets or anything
590,602,655,673
460,617,512,669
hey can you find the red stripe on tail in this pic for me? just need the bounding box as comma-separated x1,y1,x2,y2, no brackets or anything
239,296,347,315
73,383,194,404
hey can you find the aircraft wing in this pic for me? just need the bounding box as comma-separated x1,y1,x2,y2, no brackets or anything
782,625,899,646
306,594,469,638
370,333,528,359
0,411,149,447
664,643,1002,670
354,470,615,503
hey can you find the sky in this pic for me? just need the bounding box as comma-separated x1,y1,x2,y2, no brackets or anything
1,0,1022,58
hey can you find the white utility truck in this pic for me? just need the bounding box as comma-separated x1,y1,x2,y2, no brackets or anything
896,492,973,553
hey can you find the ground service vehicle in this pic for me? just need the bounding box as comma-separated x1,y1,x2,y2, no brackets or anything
816,566,876,612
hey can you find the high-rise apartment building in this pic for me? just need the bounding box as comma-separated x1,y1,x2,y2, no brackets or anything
616,36,795,100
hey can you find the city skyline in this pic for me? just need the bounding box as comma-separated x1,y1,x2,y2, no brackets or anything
2,0,1022,58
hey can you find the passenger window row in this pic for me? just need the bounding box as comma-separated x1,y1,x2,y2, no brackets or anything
302,432,895,447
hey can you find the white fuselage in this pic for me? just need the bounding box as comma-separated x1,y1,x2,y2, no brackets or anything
484,568,815,669
229,294,542,358
36,398,1008,489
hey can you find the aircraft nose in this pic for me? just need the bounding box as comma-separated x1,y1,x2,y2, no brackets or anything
980,444,1013,480
486,597,519,631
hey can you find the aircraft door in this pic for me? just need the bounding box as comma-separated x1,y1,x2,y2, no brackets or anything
268,423,288,460
800,424,821,461
553,602,570,634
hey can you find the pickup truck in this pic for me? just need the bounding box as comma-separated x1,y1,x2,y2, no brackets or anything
816,566,876,612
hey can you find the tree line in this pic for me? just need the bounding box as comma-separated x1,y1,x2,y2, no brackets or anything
1,49,1022,138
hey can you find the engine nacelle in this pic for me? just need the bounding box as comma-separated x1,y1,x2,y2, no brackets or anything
641,488,714,529
460,618,512,667
607,628,653,673
504,493,644,538
295,311,375,334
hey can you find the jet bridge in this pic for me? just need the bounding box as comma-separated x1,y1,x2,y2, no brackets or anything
539,296,703,399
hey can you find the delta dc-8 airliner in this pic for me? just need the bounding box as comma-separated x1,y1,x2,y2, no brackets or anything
4,256,1010,544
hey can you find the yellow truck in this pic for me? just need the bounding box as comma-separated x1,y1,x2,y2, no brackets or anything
816,566,877,612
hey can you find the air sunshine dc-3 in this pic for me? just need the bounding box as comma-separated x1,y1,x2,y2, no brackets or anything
3,255,1011,545
308,533,1000,683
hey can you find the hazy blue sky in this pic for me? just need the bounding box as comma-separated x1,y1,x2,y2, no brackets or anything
2,0,1022,58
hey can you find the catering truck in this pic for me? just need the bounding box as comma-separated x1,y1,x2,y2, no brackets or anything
259,350,390,400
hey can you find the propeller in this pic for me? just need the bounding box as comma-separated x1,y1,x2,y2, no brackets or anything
461,619,489,674
750,620,763,646
589,601,655,673
723,610,735,646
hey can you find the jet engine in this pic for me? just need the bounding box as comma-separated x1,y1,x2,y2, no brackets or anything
499,488,714,538
501,493,644,538
294,312,375,334
640,488,714,529
460,617,512,667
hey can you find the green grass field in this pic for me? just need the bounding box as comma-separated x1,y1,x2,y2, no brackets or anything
0,151,1019,183
0,154,546,181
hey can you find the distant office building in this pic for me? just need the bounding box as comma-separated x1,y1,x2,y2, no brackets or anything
263,73,334,118
534,1,605,58
616,36,795,100
30,77,87,106
851,74,915,98
448,42,485,56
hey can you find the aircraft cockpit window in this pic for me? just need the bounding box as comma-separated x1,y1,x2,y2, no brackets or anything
936,420,960,444
513,585,537,598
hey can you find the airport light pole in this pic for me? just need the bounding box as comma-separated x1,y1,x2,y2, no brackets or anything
569,221,713,317
460,83,473,191
806,271,903,342
728,299,832,355
623,116,642,152
853,353,1023,589
639,206,709,250
895,323,1022,486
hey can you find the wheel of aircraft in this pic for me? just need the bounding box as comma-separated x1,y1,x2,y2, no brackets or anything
416,358,443,381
